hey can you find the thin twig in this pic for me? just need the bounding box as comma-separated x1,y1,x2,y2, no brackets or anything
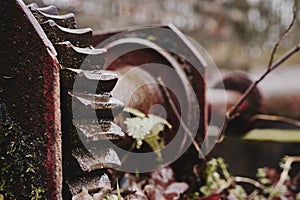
217,44,300,143
217,3,298,142
157,77,206,160
251,114,300,128
228,44,300,120
214,176,266,195
248,190,261,200
268,156,300,200
267,6,296,70
227,5,297,121
231,176,266,190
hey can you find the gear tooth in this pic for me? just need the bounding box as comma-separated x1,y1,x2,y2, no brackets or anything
27,4,126,197
40,20,92,47
55,42,106,69
67,173,111,197
28,3,59,15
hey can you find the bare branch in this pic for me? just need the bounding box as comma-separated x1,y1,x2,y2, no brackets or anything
227,43,300,120
231,176,266,190
215,1,300,142
227,1,298,121
251,114,300,128
267,6,296,70
157,77,206,160
268,156,300,200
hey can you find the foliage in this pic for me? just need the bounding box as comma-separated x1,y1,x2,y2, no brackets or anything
124,107,172,161
199,158,247,199
197,156,300,200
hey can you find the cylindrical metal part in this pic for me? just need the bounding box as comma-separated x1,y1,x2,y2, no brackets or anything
251,67,300,119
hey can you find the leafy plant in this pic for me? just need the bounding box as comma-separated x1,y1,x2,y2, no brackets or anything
123,107,172,161
197,156,300,200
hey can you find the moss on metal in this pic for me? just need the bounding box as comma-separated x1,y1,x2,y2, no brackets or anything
0,102,47,199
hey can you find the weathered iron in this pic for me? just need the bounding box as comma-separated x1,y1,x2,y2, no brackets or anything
29,4,76,28
2,0,299,199
38,9,126,200
41,20,93,47
0,0,61,199
68,173,111,197
55,43,106,70
0,1,126,199
28,3,59,15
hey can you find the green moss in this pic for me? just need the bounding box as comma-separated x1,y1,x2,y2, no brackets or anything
0,103,46,199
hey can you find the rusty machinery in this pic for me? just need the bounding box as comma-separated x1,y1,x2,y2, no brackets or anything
1,0,300,199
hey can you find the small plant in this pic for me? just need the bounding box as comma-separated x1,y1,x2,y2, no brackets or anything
197,156,300,200
123,107,172,161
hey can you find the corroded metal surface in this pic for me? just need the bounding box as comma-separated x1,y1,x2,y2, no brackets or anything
73,120,125,141
0,1,126,198
72,93,125,119
41,20,92,47
55,42,106,69
67,173,111,196
28,3,59,15
93,25,207,183
64,68,118,92
72,147,121,172
29,5,76,28
29,3,126,198
0,0,61,199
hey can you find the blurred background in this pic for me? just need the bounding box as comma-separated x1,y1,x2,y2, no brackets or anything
24,0,300,71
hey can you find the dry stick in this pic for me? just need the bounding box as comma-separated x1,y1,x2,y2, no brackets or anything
267,6,296,70
216,43,300,143
229,5,296,119
215,176,265,195
157,77,206,160
268,156,300,200
228,43,300,120
231,176,266,191
251,114,300,128
217,6,298,143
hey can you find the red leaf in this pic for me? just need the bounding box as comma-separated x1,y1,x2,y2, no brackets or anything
163,182,189,200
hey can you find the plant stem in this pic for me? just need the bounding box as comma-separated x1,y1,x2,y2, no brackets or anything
268,156,300,200
267,6,296,70
228,43,300,120
251,114,300,128
157,77,206,160
227,2,297,120
231,176,266,190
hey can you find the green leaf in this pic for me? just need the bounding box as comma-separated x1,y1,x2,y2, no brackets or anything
124,108,172,161
124,114,172,140
123,107,145,117
229,185,247,200
148,114,172,129
243,129,300,143
217,157,230,179
124,117,151,139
